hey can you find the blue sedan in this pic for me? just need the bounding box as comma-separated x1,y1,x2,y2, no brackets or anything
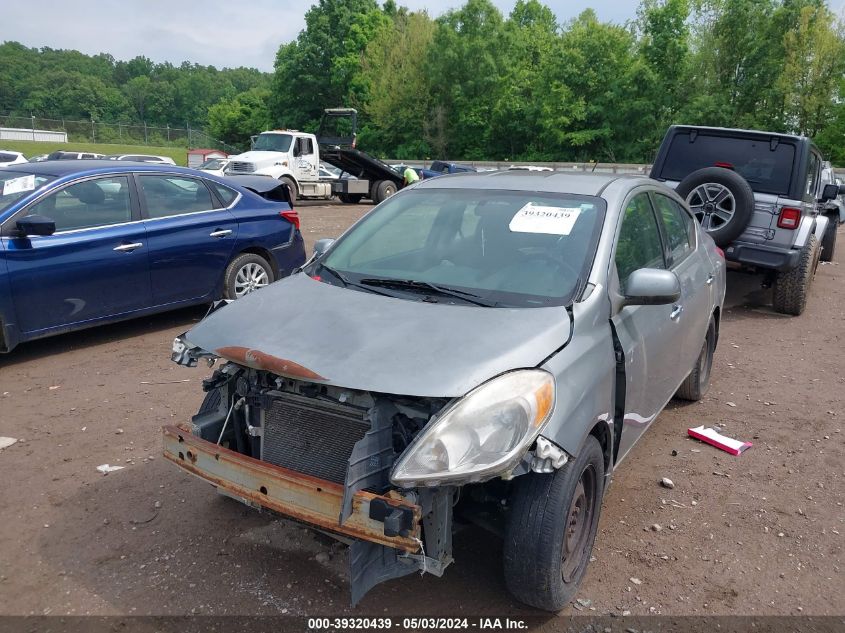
0,161,305,352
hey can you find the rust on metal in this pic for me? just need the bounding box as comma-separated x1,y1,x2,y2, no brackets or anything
162,425,420,551
215,346,326,381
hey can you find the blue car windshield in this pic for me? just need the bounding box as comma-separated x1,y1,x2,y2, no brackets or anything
0,170,55,214
319,188,605,307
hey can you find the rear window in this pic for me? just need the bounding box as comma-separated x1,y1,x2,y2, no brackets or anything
659,132,795,196
211,182,238,206
0,152,19,162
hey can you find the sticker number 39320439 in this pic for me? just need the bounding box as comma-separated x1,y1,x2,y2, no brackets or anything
509,203,581,236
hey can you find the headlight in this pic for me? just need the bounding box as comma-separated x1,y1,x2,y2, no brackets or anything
390,370,555,486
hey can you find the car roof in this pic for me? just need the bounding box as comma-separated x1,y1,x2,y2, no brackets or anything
3,160,196,178
413,170,646,196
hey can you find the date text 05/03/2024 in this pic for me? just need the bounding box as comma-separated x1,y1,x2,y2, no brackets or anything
307,617,528,630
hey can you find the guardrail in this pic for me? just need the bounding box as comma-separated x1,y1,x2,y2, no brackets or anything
385,160,845,179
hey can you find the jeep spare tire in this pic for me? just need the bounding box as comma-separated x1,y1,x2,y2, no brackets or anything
676,167,754,247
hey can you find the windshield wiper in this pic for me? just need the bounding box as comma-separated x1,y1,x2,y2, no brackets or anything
317,264,395,298
359,278,498,307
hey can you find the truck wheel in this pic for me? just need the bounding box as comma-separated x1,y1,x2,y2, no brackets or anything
675,316,716,401
676,167,754,247
280,176,298,203
503,435,605,611
369,181,381,203
820,217,837,262
339,193,363,204
223,253,275,300
772,235,818,316
376,180,397,204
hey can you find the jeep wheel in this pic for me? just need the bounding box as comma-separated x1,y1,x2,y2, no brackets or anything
503,435,605,611
820,218,837,263
772,235,818,316
675,316,716,401
676,167,755,247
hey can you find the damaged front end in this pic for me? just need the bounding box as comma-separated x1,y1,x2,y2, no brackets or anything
166,334,562,604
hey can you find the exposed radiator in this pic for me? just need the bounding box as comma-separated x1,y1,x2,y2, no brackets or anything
261,392,369,484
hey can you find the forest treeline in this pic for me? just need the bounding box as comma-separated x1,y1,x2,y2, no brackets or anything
2,0,844,163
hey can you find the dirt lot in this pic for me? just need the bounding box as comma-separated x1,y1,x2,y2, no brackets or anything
0,202,841,618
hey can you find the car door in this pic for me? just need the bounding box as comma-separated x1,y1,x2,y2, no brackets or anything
293,137,318,181
1,175,151,334
651,192,713,370
137,173,238,306
610,190,686,462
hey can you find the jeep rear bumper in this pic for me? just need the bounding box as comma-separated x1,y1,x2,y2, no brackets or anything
162,425,422,552
725,241,801,272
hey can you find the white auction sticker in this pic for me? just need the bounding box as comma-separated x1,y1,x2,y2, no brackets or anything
2,174,36,196
509,203,581,235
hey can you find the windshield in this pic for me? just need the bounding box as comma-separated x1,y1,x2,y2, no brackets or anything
252,133,293,152
317,189,605,307
200,158,227,170
0,170,55,214
659,132,795,196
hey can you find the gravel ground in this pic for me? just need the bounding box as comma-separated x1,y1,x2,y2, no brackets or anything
0,203,841,618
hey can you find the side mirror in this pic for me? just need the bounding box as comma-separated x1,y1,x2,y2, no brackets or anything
16,214,56,237
622,268,681,306
313,238,335,258
821,183,840,202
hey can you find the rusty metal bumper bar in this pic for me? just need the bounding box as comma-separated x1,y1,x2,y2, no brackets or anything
162,425,421,552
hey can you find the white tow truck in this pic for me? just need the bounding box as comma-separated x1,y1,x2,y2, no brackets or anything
224,109,404,204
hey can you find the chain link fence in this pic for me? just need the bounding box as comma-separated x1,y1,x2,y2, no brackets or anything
0,113,241,153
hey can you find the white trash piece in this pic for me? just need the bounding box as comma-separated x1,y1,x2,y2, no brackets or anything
96,464,125,474
0,437,18,450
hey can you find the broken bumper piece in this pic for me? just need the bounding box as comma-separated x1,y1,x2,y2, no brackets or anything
162,425,422,552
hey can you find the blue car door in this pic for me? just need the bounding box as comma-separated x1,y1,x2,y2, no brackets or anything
1,174,150,335
136,173,238,306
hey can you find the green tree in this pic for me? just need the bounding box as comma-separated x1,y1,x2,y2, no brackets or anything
207,88,273,147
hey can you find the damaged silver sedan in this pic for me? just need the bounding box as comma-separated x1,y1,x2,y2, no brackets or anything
165,171,726,610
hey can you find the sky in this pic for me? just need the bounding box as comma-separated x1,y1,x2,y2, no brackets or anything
0,0,642,72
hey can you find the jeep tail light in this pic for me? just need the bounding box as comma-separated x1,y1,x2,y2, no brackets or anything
777,207,801,230
280,209,300,230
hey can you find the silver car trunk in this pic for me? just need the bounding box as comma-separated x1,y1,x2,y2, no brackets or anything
185,272,572,397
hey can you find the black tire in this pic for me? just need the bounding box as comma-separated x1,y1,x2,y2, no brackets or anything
279,176,298,203
676,167,755,247
198,387,223,415
338,193,363,204
820,217,837,263
223,253,274,300
369,180,381,203
376,180,397,204
675,316,716,401
772,234,818,316
503,435,605,611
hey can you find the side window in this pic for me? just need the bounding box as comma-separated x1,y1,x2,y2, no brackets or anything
652,194,694,264
210,182,238,206
301,138,313,155
139,175,214,219
805,153,820,198
615,193,665,289
26,176,132,232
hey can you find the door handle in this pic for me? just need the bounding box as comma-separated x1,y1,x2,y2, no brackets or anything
705,273,715,285
670,304,683,320
209,229,232,238
113,242,143,252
